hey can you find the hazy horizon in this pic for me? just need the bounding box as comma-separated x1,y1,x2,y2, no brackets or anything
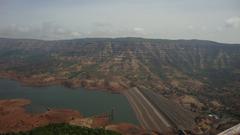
1,36,240,45
0,0,240,43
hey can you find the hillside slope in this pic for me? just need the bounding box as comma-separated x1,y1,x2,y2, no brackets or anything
0,37,239,133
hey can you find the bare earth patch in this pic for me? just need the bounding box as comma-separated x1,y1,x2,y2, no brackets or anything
0,99,153,135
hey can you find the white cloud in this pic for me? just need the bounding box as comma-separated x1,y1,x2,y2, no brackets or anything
133,27,144,32
71,32,81,37
56,28,66,34
0,22,83,40
133,27,145,35
225,16,240,28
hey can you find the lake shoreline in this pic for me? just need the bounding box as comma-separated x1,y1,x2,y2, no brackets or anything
0,77,139,124
0,71,128,93
0,98,153,135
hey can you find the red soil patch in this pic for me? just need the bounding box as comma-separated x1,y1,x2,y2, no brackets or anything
0,99,82,133
0,99,159,135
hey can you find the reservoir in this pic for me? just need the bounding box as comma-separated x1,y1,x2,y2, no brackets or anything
0,79,138,124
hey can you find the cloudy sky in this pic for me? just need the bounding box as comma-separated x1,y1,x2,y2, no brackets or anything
0,0,240,43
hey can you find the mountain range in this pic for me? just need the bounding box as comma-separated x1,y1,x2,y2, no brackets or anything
0,37,239,133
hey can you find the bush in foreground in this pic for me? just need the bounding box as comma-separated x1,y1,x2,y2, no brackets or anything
1,123,121,135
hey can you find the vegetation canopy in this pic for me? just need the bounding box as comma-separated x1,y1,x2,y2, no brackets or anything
0,123,121,135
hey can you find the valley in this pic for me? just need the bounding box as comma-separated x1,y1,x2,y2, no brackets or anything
0,37,240,134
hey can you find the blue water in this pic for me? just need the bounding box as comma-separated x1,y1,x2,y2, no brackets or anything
0,79,138,124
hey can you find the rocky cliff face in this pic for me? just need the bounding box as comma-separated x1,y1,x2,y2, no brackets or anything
0,37,240,133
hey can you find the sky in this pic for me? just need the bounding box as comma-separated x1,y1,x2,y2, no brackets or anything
0,0,240,43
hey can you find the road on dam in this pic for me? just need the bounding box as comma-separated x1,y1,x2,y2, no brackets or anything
123,87,196,133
